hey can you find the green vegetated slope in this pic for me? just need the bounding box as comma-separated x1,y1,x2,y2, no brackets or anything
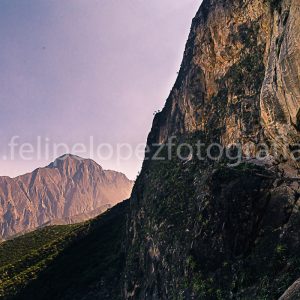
125,145,300,299
0,200,128,300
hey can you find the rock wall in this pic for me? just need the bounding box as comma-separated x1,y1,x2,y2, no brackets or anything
123,0,300,299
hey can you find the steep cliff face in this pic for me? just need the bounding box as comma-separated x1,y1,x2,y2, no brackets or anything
0,154,133,240
261,0,300,159
149,0,270,147
124,0,300,299
148,0,300,155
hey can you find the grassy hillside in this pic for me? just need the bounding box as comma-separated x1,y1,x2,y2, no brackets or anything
0,200,129,300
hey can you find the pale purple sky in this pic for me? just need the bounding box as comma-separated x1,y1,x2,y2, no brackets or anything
0,0,202,179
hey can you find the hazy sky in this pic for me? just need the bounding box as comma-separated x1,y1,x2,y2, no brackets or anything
0,0,202,179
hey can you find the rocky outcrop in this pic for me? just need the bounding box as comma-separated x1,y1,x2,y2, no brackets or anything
0,154,133,239
260,0,300,160
148,0,300,157
123,0,300,299
148,0,270,148
279,278,300,300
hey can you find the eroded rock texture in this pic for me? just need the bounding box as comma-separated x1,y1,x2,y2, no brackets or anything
279,278,300,300
261,0,300,159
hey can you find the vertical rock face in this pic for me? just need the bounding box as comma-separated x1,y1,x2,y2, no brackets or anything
0,154,133,240
149,0,271,148
261,0,300,158
123,0,300,299
148,0,300,155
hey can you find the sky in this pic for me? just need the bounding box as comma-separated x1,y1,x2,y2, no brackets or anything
0,0,202,180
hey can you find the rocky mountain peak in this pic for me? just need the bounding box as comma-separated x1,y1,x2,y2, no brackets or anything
47,154,104,177
0,155,133,240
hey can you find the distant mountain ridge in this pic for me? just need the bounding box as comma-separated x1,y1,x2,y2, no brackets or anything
0,154,133,239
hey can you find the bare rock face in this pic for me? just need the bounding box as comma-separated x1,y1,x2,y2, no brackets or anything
148,0,300,158
148,0,271,148
261,0,300,159
0,154,133,239
279,278,300,300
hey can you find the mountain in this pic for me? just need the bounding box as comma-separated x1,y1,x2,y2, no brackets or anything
123,0,300,299
0,154,133,240
1,0,300,299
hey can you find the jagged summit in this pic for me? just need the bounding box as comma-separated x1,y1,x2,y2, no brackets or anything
48,153,86,167
47,154,105,177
